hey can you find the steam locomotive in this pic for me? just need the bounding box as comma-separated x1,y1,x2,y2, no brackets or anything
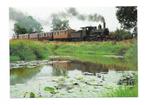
12,23,110,41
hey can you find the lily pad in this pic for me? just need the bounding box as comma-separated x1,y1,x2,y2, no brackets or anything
44,87,56,94
30,92,35,98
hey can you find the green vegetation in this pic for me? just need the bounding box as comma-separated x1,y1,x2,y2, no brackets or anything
110,29,133,40
10,39,137,69
10,40,52,61
30,92,35,98
51,15,69,31
104,85,138,97
49,39,137,69
44,87,56,94
14,16,43,34
103,73,138,97
116,6,137,35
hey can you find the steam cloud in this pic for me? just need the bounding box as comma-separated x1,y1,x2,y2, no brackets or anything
9,8,27,21
51,7,105,23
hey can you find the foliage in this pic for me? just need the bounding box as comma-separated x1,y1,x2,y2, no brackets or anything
51,16,69,31
103,73,138,97
14,16,43,34
48,39,137,69
111,29,132,40
44,87,56,94
10,40,50,61
30,92,35,98
105,85,138,97
10,55,20,61
10,39,137,70
116,6,137,35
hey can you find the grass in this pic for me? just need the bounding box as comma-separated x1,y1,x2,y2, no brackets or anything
103,74,138,97
10,39,138,97
10,39,137,69
10,39,53,61
49,39,137,70
50,41,132,55
104,85,138,97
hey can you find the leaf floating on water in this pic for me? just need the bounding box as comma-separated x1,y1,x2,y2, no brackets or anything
44,87,56,94
30,92,35,98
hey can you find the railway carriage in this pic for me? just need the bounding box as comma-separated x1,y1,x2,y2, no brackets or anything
17,34,29,39
29,33,38,39
12,22,112,41
53,29,75,40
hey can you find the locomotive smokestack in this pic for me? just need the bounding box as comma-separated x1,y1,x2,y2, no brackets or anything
103,22,106,29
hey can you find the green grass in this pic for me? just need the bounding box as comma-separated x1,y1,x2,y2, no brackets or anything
104,85,138,97
10,39,137,70
49,39,137,70
103,74,138,97
125,41,137,66
52,41,131,56
10,39,53,61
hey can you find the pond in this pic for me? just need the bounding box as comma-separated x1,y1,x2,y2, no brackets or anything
10,58,137,98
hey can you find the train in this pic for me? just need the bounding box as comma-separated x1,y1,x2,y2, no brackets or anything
12,23,111,41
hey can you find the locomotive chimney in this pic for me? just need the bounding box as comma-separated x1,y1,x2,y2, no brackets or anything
103,22,106,29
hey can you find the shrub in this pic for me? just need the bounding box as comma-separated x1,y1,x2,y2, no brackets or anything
111,29,132,40
10,55,20,61
10,40,49,61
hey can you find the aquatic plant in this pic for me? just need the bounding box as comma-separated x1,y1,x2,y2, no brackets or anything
104,85,138,97
30,92,35,98
44,87,56,94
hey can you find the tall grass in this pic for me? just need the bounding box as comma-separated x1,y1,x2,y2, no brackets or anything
10,39,137,70
103,73,138,97
125,40,137,66
104,85,138,97
10,40,52,61
51,40,132,56
48,39,137,69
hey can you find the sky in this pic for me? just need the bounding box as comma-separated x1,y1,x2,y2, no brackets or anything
9,7,121,36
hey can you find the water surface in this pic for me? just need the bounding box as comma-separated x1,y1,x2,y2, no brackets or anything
10,58,137,98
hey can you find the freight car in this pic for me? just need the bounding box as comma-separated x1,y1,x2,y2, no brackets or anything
12,23,110,41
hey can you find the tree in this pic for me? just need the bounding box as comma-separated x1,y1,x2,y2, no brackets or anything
51,16,70,31
116,6,137,36
14,16,43,34
114,29,132,40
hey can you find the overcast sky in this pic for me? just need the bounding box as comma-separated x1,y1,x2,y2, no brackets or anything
9,7,121,36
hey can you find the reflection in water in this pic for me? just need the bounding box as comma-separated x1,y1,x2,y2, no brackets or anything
10,59,132,86
10,67,41,85
51,60,129,75
52,68,68,76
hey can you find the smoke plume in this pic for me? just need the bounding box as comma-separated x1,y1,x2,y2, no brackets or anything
50,7,105,23
9,8,27,21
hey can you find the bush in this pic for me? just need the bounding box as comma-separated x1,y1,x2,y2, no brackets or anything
10,55,20,61
111,29,132,40
10,40,49,61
